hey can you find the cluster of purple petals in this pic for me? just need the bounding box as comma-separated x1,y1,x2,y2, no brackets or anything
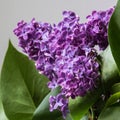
14,8,114,119
14,19,55,80
14,19,52,61
49,93,69,119
55,50,100,98
85,7,114,50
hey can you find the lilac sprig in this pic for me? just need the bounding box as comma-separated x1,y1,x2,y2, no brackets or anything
14,8,114,119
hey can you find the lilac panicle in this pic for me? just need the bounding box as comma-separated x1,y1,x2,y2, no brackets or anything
14,8,114,119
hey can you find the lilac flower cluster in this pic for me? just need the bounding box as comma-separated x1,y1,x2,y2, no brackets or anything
49,93,69,119
86,7,114,50
14,8,114,119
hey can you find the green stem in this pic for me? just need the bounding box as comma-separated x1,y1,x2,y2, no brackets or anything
90,108,94,120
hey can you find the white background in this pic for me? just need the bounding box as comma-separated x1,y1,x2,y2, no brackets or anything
0,0,117,69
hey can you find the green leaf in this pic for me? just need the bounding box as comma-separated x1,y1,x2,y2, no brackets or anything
111,83,120,94
101,46,120,90
0,79,8,120
105,92,120,107
0,41,50,120
33,87,62,120
98,103,120,120
69,87,102,120
65,114,73,120
108,0,120,72
80,115,89,120
55,113,73,120
0,99,8,120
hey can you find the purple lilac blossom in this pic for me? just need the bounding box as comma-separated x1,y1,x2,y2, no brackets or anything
14,18,52,61
14,18,55,80
55,50,100,98
86,7,114,50
13,8,114,119
49,93,69,119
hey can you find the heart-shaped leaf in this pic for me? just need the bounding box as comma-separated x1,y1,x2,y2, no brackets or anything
1,41,50,120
